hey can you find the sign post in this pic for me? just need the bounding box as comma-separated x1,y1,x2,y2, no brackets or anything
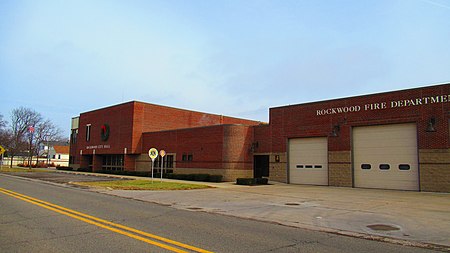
0,145,5,171
159,150,166,182
148,148,158,183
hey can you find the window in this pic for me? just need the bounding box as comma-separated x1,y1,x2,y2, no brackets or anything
58,154,61,159
182,154,193,161
379,164,390,170
102,155,124,171
296,165,304,168
305,165,313,168
399,164,410,170
314,165,323,168
86,124,91,142
71,129,78,144
154,155,174,169
361,164,371,170
52,155,56,159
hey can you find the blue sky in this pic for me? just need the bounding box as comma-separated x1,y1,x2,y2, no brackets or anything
1,0,449,137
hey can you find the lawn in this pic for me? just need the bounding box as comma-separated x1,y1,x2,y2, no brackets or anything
73,180,211,190
0,166,42,173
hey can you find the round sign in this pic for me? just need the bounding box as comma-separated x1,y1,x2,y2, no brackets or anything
160,150,166,157
148,148,158,160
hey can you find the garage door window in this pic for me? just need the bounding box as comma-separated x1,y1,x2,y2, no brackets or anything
379,164,390,170
399,164,410,170
361,164,371,170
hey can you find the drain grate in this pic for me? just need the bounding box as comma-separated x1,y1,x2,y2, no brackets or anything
367,224,400,231
285,203,300,206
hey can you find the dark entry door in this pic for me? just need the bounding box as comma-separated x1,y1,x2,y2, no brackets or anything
254,155,269,178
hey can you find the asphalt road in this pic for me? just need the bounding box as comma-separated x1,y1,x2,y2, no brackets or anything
0,173,443,253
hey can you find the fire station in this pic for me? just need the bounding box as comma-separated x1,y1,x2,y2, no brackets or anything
69,83,449,192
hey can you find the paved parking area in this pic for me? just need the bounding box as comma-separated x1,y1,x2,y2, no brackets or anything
3,171,126,185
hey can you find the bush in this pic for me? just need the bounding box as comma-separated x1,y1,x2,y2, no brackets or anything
208,175,223,182
162,173,222,182
56,166,74,171
193,174,210,181
236,178,268,185
255,177,269,185
77,167,92,172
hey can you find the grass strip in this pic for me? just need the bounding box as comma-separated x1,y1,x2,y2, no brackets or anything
0,167,42,173
73,180,211,190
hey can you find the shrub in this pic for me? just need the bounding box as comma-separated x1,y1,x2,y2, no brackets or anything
255,177,269,185
77,167,92,172
193,174,210,181
236,178,268,185
236,178,255,185
56,166,74,171
208,175,223,182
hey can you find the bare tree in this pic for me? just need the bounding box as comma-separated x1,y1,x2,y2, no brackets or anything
33,119,64,164
7,107,42,168
0,114,8,145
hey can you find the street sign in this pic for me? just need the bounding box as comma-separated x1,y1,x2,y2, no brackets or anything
160,150,166,157
0,145,5,155
148,148,158,161
148,148,158,183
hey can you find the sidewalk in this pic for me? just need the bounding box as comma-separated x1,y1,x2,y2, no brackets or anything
55,170,450,251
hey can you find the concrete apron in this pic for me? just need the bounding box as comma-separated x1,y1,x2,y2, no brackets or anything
94,182,450,251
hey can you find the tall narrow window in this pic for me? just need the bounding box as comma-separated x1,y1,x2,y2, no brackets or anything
86,124,91,142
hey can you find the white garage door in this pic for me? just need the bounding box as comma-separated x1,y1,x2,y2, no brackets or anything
353,123,419,191
289,137,328,185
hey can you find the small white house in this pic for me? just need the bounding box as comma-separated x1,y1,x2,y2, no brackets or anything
48,145,69,167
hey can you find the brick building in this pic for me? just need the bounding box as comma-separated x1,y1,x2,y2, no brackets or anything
70,83,450,192
69,102,261,181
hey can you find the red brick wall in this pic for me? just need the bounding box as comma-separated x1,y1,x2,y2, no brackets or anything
76,102,135,156
71,101,260,162
133,102,260,154
142,125,224,169
142,124,254,171
263,84,450,152
252,124,271,153
222,125,254,170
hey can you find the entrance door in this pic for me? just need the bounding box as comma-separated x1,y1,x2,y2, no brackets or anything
254,155,269,178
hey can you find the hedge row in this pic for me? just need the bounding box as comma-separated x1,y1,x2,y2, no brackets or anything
76,169,223,182
56,166,74,171
236,178,269,185
165,173,223,182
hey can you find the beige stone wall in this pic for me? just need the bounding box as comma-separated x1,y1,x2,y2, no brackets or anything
173,167,252,182
419,149,450,192
135,154,151,171
328,151,352,187
269,153,288,183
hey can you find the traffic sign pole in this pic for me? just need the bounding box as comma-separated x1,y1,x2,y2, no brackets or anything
161,156,164,182
148,148,159,184
159,150,166,183
151,160,154,183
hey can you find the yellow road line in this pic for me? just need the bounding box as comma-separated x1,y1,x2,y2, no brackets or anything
0,187,213,253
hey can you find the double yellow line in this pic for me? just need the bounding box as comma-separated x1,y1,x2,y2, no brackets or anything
0,187,213,253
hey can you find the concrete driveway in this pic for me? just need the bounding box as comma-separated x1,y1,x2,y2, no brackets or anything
95,180,450,251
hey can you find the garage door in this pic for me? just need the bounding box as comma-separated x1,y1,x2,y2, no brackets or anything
353,123,419,191
288,137,328,185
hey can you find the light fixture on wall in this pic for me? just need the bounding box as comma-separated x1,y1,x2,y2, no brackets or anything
426,117,436,132
331,124,340,137
249,142,259,153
